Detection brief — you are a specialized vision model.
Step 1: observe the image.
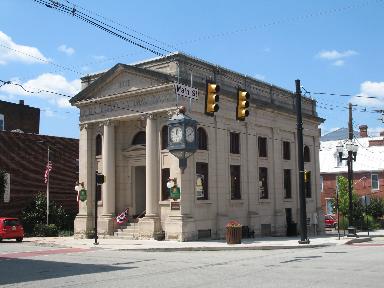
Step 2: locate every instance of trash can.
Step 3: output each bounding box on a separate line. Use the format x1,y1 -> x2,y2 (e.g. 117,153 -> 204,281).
226,225 -> 242,244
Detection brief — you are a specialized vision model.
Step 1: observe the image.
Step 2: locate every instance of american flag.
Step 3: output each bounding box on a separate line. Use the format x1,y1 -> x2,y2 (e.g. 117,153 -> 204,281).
44,161 -> 53,183
116,208 -> 129,224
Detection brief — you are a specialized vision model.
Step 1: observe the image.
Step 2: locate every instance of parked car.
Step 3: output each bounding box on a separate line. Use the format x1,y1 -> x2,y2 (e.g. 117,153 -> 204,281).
325,214 -> 337,228
0,217 -> 24,242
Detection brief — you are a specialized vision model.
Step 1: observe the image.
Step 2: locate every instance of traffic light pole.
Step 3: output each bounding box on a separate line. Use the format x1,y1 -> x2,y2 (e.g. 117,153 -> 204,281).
94,171 -> 99,245
296,79 -> 310,244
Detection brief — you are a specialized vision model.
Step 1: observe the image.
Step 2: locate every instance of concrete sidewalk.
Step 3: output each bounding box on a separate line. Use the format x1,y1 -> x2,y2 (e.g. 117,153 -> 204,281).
24,232 -> 378,251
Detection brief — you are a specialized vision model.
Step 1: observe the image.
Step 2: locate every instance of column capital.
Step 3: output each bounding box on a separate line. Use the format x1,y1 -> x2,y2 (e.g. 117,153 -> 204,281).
102,120 -> 115,127
79,123 -> 89,131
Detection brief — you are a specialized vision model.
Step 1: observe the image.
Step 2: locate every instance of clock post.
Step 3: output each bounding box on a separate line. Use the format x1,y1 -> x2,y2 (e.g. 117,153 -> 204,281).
167,107 -> 198,173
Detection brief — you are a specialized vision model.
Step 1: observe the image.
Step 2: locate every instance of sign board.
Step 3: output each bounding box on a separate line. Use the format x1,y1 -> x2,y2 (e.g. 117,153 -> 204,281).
3,173 -> 10,203
170,201 -> 180,210
174,83 -> 198,100
170,187 -> 180,200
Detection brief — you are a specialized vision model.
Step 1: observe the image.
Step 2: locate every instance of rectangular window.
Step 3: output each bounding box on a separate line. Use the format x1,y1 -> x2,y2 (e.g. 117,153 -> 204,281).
3,172 -> 10,203
96,183 -> 102,201
371,173 -> 379,190
305,171 -> 312,198
230,132 -> 240,154
230,165 -> 241,200
258,136 -> 267,157
259,167 -> 268,199
326,199 -> 334,215
283,141 -> 290,160
320,175 -> 324,192
284,169 -> 292,199
161,168 -> 170,200
196,162 -> 208,200
0,114 -> 4,131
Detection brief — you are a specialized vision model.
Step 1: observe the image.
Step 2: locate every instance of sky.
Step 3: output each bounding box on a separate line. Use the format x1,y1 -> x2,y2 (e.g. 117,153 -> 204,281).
1,0 -> 384,139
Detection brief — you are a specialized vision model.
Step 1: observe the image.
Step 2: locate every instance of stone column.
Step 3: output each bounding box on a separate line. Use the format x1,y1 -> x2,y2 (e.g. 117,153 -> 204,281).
74,123 -> 94,237
139,114 -> 161,238
102,120 -> 115,216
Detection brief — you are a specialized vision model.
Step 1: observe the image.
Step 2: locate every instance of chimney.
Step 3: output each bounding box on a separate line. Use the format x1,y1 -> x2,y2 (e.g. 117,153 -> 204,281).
380,131 -> 384,137
359,125 -> 368,138
19,100 -> 24,105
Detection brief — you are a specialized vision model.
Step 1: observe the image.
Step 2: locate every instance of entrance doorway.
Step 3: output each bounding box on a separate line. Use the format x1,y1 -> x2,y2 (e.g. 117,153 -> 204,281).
134,166 -> 146,217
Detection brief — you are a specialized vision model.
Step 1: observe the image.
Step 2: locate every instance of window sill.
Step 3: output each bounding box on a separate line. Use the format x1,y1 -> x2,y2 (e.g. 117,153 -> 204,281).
196,200 -> 213,204
159,200 -> 170,205
283,198 -> 293,202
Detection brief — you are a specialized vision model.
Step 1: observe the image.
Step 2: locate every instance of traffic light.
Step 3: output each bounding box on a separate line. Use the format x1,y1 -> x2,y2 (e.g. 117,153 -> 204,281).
236,88 -> 250,121
205,80 -> 220,116
96,173 -> 105,185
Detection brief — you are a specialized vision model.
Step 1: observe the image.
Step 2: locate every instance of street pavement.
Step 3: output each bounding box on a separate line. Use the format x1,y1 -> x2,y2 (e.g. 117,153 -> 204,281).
20,229 -> 383,251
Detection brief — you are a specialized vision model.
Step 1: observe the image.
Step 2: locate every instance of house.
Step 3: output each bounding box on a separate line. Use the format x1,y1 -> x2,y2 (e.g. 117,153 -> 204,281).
320,125 -> 384,215
70,52 -> 324,241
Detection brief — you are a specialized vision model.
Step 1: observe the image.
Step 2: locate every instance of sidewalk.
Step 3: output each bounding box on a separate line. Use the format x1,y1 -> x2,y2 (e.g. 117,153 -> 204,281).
25,231 -> 380,251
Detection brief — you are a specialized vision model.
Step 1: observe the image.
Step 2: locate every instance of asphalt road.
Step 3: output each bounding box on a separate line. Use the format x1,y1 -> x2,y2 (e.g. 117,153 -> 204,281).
0,238 -> 383,288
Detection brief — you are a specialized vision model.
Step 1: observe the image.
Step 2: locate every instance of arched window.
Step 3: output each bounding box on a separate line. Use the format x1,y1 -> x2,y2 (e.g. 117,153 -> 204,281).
197,127 -> 208,150
161,125 -> 168,150
132,131 -> 146,145
304,145 -> 310,162
96,134 -> 102,156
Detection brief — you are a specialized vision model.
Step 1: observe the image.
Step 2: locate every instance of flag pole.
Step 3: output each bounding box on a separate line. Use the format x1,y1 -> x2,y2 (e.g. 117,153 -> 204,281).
46,145 -> 50,225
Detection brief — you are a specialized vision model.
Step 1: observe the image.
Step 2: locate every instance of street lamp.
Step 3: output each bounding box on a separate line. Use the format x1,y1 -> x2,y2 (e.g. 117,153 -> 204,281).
336,140 -> 358,237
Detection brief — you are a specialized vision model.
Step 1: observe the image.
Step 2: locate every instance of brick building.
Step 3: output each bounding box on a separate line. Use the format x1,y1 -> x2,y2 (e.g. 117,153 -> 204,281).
0,100 -> 79,217
0,100 -> 40,134
320,126 -> 384,215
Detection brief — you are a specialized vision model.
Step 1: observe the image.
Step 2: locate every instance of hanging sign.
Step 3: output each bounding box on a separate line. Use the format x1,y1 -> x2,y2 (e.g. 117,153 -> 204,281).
174,83 -> 199,100
79,189 -> 87,202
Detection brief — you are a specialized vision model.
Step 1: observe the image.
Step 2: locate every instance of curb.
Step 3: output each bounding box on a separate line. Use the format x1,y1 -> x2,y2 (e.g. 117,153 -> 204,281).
113,243 -> 333,252
344,237 -> 372,245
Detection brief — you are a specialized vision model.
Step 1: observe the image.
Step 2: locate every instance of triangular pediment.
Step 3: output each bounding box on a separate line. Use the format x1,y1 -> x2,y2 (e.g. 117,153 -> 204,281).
71,64 -> 173,104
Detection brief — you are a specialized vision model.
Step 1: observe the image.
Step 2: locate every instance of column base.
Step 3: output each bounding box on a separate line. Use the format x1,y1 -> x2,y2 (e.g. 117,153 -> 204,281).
98,214 -> 115,236
74,214 -> 94,239
138,215 -> 161,239
164,215 -> 196,241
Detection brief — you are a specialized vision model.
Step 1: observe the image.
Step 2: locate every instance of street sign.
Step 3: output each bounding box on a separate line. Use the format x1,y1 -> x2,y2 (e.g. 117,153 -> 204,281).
174,83 -> 198,100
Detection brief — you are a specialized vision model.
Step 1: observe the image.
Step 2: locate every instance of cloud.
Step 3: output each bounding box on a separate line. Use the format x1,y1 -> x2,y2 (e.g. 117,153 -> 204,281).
58,44 -> 75,56
0,31 -> 48,65
350,81 -> 384,107
316,49 -> 357,66
0,73 -> 81,108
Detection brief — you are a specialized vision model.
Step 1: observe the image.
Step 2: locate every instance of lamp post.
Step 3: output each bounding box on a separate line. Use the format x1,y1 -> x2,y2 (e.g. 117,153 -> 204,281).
336,141 -> 358,237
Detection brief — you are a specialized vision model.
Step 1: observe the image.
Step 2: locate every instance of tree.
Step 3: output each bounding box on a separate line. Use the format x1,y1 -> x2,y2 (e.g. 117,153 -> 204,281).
21,192 -> 75,235
332,176 -> 363,226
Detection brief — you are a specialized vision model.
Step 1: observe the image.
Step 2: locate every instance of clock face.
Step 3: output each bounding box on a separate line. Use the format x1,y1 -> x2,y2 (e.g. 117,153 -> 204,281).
170,126 -> 183,143
186,126 -> 195,143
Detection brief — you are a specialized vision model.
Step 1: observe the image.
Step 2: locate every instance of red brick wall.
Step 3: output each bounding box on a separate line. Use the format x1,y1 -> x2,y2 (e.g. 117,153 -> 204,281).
321,171 -> 384,214
0,131 -> 79,217
0,100 -> 40,134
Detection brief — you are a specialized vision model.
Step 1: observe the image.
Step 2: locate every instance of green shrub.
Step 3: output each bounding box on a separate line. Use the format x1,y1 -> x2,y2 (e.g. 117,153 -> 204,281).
360,214 -> 380,231
34,224 -> 59,237
21,192 -> 76,236
339,217 -> 349,230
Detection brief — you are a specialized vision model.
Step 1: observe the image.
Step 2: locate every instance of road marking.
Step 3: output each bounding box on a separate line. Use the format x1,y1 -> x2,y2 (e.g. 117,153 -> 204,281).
0,248 -> 90,259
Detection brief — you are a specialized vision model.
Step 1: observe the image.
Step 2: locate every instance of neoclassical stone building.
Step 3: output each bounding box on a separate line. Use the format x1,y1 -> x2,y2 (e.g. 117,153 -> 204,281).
70,52 -> 324,241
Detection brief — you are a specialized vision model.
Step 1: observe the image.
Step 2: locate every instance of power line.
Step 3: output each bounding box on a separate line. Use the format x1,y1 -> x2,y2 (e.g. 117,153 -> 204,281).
33,0 -> 171,57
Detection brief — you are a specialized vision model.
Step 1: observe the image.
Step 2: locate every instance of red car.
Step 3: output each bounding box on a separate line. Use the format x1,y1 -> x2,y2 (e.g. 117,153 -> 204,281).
0,217 -> 24,242
325,214 -> 337,228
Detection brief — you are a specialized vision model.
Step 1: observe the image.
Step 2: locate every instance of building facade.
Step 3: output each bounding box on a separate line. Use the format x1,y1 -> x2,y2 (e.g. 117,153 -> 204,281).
71,53 -> 324,241
0,100 -> 40,134
320,127 -> 384,215
0,100 -> 78,218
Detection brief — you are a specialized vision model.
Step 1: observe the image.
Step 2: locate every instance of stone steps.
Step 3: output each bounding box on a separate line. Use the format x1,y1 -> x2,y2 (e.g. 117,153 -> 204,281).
112,221 -> 139,239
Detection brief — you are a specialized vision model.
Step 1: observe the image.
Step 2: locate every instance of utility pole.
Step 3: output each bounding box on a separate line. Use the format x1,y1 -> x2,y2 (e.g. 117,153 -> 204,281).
347,103 -> 357,236
296,79 -> 310,244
